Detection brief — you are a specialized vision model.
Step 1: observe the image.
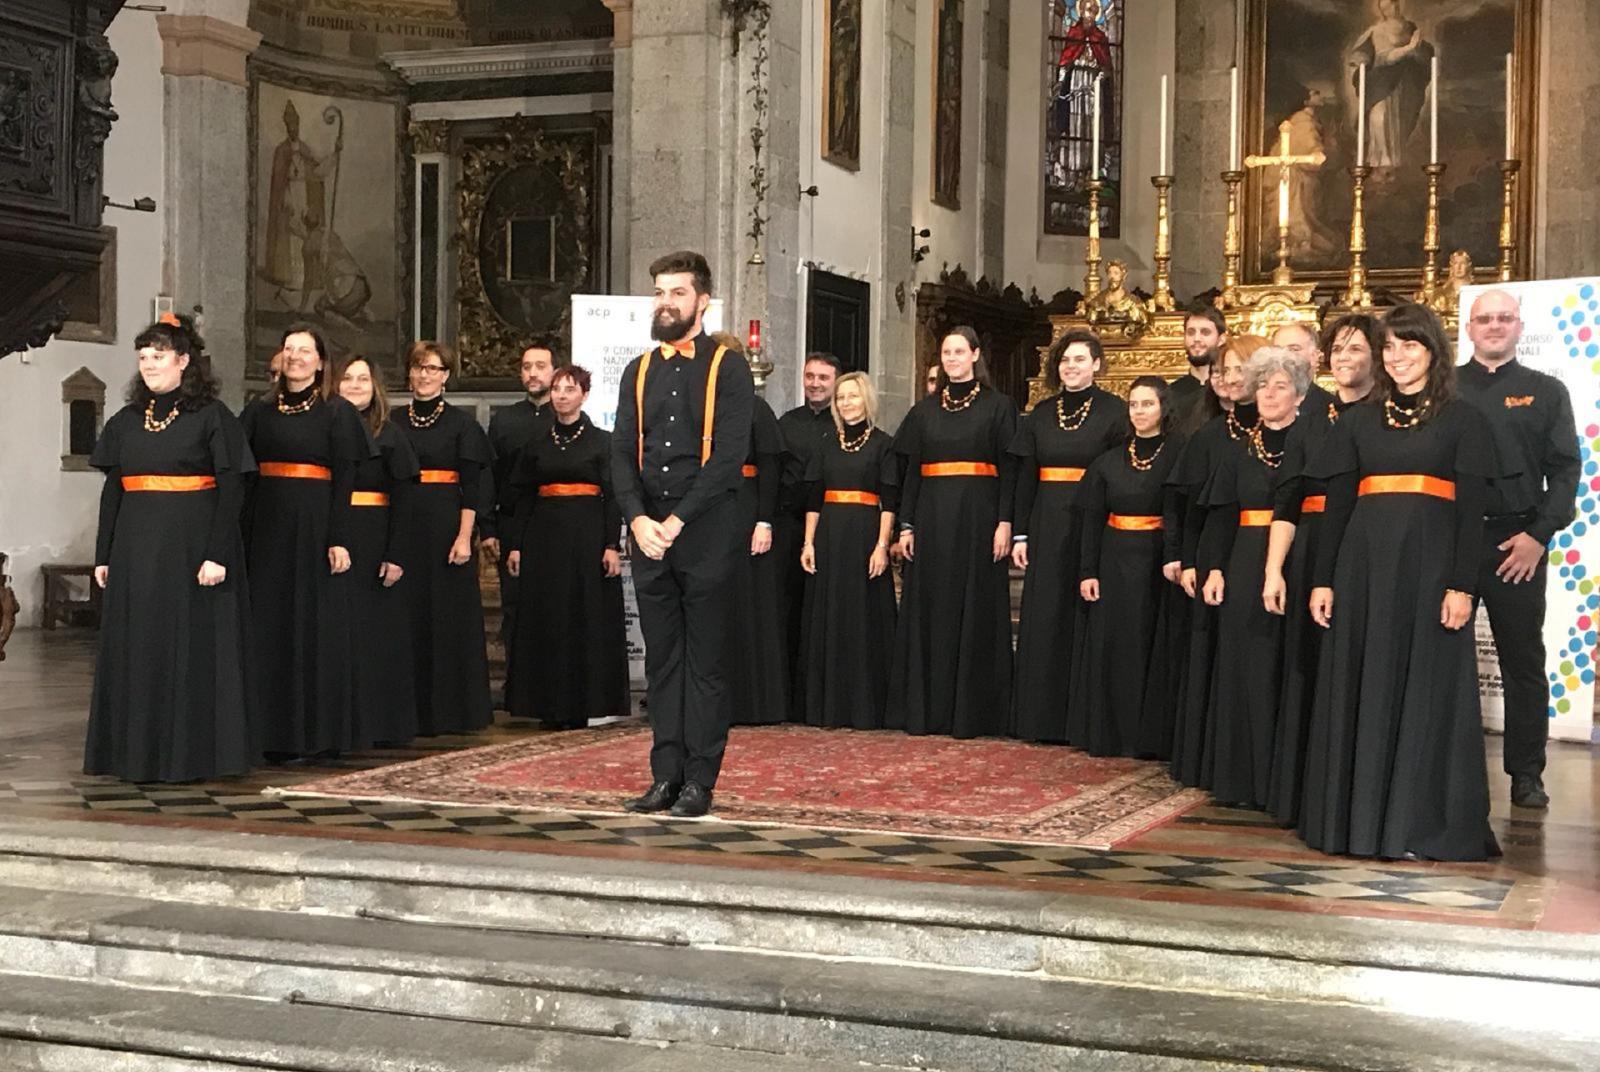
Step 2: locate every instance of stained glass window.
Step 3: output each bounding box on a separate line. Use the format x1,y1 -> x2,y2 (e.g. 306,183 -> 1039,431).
1044,0 -> 1123,237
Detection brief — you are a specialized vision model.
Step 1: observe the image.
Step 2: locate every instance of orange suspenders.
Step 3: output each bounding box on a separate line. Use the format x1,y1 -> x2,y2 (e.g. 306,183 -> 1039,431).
634,343 -> 729,470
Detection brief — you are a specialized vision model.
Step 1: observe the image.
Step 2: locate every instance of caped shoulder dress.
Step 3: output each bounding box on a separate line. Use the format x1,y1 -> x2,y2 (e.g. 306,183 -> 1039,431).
87,395 -> 259,781
1007,386 -> 1127,742
1298,396 -> 1501,861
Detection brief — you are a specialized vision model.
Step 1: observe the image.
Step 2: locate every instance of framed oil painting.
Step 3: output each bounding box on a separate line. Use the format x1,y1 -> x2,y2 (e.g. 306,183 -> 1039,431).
1242,0 -> 1537,288
821,0 -> 862,170
931,0 -> 963,209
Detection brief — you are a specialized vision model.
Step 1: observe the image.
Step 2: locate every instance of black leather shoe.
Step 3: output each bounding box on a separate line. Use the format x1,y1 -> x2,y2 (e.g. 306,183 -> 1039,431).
1510,773 -> 1550,809
623,780 -> 681,813
669,782 -> 713,817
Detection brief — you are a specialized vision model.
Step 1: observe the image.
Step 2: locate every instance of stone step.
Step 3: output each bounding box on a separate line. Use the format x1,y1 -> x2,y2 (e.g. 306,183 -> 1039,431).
0,972 -> 885,1072
0,815 -> 1593,1021
0,884 -> 1594,1072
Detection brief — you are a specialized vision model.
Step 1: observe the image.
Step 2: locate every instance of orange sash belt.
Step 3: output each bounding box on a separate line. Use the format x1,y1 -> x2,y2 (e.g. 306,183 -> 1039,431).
419,469 -> 461,484
1239,509 -> 1274,526
350,491 -> 389,507
741,464 -> 759,478
538,483 -> 601,497
921,461 -> 999,478
1107,514 -> 1162,531
259,462 -> 331,480
1358,474 -> 1456,501
1300,495 -> 1326,514
824,490 -> 881,507
1039,467 -> 1086,483
121,475 -> 216,493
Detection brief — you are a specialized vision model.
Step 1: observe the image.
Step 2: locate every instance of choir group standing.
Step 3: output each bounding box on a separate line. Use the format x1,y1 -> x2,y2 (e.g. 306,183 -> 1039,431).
86,281 -> 1573,862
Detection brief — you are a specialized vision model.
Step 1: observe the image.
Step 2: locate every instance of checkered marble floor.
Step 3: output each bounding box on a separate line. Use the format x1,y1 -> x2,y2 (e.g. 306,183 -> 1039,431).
0,778 -> 1516,912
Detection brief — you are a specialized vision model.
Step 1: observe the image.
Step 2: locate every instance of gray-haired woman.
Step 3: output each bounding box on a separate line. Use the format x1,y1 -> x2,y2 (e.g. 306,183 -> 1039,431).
1194,346 -> 1308,807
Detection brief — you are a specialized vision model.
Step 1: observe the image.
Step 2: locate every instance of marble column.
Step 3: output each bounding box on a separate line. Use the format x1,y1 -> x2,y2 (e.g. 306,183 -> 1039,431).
1170,0 -> 1237,304
602,0 -> 634,290
156,12 -> 261,406
878,0 -> 918,424
978,0 -> 1010,285
1536,0 -> 1600,279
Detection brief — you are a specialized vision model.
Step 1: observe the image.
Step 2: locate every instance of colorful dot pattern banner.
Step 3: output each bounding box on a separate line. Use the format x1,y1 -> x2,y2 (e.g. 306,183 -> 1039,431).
1460,279 -> 1600,744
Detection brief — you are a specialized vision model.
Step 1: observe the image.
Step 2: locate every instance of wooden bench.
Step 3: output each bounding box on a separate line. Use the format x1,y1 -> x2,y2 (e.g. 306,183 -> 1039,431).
40,563 -> 101,630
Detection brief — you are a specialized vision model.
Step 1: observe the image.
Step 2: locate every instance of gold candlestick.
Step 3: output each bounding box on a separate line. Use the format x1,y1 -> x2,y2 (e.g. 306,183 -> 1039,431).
1148,174 -> 1176,313
1497,158 -> 1520,282
1339,165 -> 1372,309
1221,169 -> 1244,306
1082,178 -> 1103,302
1415,162 -> 1446,306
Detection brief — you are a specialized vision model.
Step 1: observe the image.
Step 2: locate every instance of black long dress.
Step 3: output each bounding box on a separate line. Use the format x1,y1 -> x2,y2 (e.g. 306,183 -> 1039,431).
1267,398 -> 1360,825
730,398 -> 790,724
345,417 -> 420,747
1008,386 -> 1127,742
1069,434 -> 1183,757
1299,395 -> 1500,861
389,396 -> 494,736
797,421 -> 899,729
505,413 -> 629,726
86,395 -> 258,782
1166,403 -> 1257,786
1197,420 -> 1296,807
888,381 -> 1018,738
240,387 -> 369,755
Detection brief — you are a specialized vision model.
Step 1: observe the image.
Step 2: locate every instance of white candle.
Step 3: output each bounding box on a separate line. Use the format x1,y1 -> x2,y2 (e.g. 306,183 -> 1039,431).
1429,55 -> 1439,164
1356,63 -> 1366,168
1159,74 -> 1169,176
1279,172 -> 1289,231
1092,74 -> 1102,179
1504,52 -> 1514,158
1229,66 -> 1239,170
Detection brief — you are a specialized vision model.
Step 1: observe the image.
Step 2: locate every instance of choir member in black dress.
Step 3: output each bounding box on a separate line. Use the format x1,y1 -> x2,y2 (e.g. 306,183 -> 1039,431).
504,365 -> 628,728
240,325 -> 369,756
1008,328 -> 1127,742
1459,289 -> 1580,810
1302,303 -> 1501,861
1072,376 -> 1183,757
887,363 -> 941,573
711,332 -> 790,725
1262,314 -> 1378,825
1167,305 -> 1228,428
87,315 -> 258,782
1167,335 -> 1266,786
391,341 -> 495,736
613,251 -> 755,818
798,372 -> 899,729
776,354 -> 840,690
889,326 -> 1018,738
1196,348 -> 1308,807
330,355 -> 421,747
483,341 -> 557,706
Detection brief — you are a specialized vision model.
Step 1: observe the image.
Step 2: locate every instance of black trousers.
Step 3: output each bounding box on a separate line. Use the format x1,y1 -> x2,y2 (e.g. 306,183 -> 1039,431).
1475,516 -> 1549,776
631,494 -> 741,789
496,558 -> 517,705
772,512 -> 807,696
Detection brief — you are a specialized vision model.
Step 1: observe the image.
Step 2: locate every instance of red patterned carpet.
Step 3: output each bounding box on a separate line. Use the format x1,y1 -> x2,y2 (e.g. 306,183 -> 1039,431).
274,723 -> 1208,849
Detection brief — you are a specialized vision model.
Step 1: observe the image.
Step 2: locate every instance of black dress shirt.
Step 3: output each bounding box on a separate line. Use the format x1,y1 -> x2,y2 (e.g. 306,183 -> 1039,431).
484,397 -> 554,538
777,403 -> 836,517
1457,357 -> 1580,543
611,332 -> 755,525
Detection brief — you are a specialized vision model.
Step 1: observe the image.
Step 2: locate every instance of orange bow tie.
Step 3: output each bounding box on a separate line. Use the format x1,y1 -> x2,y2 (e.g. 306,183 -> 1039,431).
661,341 -> 696,360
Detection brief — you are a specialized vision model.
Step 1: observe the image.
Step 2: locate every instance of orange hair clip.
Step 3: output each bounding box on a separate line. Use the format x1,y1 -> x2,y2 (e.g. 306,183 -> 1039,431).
158,311 -> 181,327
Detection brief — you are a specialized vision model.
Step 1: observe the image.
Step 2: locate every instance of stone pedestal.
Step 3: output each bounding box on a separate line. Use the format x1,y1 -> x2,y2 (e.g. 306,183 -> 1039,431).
156,13 -> 262,406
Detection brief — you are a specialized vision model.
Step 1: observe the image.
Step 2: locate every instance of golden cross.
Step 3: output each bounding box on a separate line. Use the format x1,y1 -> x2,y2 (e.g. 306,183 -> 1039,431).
1244,119 -> 1326,283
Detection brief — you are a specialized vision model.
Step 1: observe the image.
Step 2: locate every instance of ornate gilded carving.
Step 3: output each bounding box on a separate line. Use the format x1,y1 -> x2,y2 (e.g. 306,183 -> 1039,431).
455,118 -> 595,380
408,119 -> 447,156
1030,310 -> 1190,408
74,34 -> 118,186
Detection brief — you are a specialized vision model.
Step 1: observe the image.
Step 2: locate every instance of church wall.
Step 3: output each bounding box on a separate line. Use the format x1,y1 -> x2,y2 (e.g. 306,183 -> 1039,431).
1001,0 -> 1176,303
910,0 -> 986,276
0,10 -> 168,625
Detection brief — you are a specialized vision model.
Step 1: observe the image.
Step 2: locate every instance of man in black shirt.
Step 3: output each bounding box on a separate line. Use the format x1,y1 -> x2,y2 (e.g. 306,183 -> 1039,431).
1169,305 -> 1226,426
612,250 -> 754,818
775,353 -> 840,683
1271,320 -> 1336,419
1458,289 -> 1580,809
482,342 -> 556,705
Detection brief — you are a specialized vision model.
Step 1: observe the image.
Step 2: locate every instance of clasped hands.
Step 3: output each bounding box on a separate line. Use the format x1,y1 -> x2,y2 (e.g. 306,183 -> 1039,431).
631,514 -> 684,560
